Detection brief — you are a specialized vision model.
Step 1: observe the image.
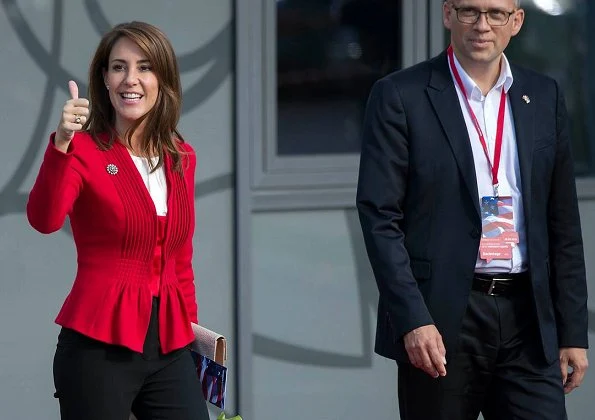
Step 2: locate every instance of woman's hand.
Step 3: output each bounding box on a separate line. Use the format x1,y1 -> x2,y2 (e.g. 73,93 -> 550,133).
54,80 -> 90,152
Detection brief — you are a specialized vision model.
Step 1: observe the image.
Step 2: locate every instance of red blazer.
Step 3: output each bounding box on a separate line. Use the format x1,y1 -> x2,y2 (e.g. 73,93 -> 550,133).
27,132 -> 198,354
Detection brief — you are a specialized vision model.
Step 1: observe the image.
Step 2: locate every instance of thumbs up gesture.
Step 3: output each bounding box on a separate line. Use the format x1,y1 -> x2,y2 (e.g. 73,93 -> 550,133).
55,80 -> 90,152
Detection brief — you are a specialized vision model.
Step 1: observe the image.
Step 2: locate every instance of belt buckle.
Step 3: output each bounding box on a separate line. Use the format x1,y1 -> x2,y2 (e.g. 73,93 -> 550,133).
487,278 -> 504,296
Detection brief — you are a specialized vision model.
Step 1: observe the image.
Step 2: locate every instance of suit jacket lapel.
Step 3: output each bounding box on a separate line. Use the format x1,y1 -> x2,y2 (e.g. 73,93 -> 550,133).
426,53 -> 481,220
508,68 -> 534,223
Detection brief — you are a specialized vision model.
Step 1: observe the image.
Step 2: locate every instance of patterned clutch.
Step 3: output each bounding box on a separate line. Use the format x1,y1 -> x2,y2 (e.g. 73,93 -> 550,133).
191,323 -> 227,409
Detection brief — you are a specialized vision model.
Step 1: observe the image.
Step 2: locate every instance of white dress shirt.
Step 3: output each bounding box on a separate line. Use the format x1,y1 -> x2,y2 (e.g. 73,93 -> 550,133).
449,52 -> 527,273
130,155 -> 168,216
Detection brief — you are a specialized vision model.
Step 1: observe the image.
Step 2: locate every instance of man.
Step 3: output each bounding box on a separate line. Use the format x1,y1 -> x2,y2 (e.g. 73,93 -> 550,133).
356,1 -> 589,418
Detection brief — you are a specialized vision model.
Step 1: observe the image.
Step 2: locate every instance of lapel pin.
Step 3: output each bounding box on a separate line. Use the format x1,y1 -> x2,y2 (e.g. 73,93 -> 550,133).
522,95 -> 530,104
106,163 -> 119,175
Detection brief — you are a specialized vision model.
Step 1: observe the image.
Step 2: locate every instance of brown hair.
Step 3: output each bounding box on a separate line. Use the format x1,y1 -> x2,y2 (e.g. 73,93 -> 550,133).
84,21 -> 186,172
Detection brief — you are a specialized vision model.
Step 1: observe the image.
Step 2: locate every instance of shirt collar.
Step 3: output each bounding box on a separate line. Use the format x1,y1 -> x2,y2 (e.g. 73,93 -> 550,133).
450,52 -> 514,101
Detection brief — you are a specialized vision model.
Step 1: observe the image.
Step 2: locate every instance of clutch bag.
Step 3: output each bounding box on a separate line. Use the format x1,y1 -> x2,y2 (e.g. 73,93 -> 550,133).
191,323 -> 227,365
190,323 -> 228,409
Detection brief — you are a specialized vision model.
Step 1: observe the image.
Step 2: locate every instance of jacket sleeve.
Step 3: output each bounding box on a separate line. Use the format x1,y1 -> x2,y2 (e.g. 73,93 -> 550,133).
176,143 -> 199,324
548,81 -> 589,349
26,133 -> 85,234
356,77 -> 434,341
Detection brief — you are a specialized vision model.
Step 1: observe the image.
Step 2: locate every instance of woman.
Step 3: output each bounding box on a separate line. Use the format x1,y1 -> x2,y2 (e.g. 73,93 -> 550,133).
27,21 -> 209,420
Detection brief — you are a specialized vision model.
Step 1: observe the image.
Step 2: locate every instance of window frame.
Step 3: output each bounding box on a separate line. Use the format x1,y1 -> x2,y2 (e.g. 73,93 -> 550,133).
239,0 -> 429,211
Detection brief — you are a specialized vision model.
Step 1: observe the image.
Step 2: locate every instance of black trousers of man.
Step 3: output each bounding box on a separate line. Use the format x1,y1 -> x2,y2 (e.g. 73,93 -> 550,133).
397,283 -> 566,420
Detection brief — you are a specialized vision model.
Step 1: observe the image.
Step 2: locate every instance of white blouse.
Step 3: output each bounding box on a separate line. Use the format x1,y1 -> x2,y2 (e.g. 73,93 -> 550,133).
130,155 -> 168,216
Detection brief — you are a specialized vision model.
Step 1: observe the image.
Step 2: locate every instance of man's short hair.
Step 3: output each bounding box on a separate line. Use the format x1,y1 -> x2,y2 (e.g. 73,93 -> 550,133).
444,0 -> 522,6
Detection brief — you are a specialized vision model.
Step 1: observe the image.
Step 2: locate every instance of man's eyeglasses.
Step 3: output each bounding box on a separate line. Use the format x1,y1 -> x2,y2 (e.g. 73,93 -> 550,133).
450,4 -> 516,26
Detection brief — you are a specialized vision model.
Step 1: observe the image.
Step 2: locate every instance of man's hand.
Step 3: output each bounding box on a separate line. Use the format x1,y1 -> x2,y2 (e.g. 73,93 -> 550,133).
403,325 -> 447,378
560,347 -> 588,394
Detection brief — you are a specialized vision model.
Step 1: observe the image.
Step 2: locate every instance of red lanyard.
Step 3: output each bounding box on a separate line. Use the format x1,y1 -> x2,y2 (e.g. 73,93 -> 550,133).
447,45 -> 506,197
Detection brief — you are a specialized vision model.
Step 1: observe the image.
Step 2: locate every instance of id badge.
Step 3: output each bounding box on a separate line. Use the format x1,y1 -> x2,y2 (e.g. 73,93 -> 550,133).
479,196 -> 519,262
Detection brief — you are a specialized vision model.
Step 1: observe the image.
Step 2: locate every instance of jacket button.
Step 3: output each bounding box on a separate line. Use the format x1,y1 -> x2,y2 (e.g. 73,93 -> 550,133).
470,228 -> 481,239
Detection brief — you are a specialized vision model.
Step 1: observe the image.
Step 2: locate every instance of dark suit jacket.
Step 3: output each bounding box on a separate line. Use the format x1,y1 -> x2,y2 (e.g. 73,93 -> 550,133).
356,51 -> 588,364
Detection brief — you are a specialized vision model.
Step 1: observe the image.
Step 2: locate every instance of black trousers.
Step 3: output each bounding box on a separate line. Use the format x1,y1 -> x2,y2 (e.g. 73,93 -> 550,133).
397,287 -> 566,420
53,298 -> 209,420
